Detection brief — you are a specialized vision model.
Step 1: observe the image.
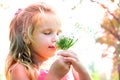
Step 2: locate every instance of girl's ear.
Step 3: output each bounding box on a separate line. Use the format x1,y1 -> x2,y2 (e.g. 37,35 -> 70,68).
22,32 -> 30,45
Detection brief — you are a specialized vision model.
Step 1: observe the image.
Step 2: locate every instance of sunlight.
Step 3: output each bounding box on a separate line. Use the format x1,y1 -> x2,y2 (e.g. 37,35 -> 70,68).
0,0 -> 119,80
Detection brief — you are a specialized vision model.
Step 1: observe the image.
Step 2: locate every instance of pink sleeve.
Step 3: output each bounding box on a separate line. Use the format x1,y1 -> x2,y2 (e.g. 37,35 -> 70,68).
38,69 -> 48,80
38,69 -> 69,80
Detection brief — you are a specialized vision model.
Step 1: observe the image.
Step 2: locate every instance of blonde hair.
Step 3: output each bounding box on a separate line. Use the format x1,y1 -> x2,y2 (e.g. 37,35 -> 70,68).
5,2 -> 56,80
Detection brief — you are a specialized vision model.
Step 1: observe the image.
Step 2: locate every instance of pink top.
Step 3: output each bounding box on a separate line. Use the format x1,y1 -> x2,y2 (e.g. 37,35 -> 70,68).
37,69 -> 69,80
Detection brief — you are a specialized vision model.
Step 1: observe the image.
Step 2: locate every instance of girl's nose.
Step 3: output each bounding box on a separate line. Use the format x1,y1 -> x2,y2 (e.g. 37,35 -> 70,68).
52,34 -> 58,42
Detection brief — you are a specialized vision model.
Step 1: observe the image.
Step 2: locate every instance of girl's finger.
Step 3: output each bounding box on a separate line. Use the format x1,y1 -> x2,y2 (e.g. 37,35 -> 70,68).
57,50 -> 76,58
63,57 -> 77,64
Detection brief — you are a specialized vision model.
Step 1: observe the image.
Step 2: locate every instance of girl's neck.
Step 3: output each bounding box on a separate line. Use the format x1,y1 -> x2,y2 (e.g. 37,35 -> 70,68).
31,52 -> 48,69
30,49 -> 55,71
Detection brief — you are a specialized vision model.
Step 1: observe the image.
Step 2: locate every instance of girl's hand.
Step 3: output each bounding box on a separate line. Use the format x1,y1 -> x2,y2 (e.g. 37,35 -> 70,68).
45,56 -> 70,80
57,50 -> 92,80
57,50 -> 83,72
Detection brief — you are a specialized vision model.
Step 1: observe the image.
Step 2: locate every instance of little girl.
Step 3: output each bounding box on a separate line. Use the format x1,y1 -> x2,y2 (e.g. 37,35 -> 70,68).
5,2 -> 91,80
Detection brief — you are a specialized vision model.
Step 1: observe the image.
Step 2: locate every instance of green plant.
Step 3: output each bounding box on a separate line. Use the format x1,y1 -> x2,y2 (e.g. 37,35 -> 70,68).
56,35 -> 78,50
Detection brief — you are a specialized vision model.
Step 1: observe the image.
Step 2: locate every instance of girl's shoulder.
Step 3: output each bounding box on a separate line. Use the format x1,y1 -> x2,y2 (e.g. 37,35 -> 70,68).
9,62 -> 25,72
9,62 -> 30,80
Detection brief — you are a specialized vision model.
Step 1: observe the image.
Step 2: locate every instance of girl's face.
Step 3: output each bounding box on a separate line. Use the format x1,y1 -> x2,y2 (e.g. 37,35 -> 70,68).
30,13 -> 61,61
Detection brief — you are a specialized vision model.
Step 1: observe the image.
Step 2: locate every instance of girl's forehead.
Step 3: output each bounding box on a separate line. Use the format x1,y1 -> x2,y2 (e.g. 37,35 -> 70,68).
34,13 -> 61,30
41,13 -> 61,25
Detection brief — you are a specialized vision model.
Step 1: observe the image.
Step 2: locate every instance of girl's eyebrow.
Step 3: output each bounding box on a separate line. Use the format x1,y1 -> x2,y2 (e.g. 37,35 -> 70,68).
43,27 -> 62,32
43,28 -> 52,31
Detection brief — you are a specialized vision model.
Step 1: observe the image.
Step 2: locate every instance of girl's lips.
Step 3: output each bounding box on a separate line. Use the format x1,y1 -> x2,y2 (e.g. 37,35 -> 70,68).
48,46 -> 56,49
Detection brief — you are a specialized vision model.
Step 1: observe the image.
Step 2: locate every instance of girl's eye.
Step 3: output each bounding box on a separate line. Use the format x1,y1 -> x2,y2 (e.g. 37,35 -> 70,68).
44,31 -> 51,35
57,31 -> 62,35
57,32 -> 60,35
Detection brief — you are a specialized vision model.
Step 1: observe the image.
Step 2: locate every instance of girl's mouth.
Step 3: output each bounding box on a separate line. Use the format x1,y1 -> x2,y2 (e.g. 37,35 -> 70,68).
48,46 -> 56,49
